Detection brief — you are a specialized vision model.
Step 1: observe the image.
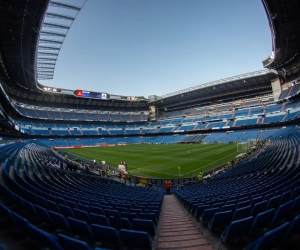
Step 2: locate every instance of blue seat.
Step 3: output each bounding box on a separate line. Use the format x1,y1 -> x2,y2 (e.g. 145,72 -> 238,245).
138,213 -> 158,226
110,216 -> 132,231
250,196 -> 263,207
221,204 -> 235,212
251,200 -> 267,217
120,229 -> 152,249
132,219 -> 156,236
266,195 -> 281,210
194,205 -> 210,219
49,211 -> 72,233
284,215 -> 300,241
291,195 -> 300,213
57,197 -> 67,206
272,200 -> 293,226
90,206 -> 105,215
221,216 -> 253,243
232,205 -> 251,221
129,208 -> 143,214
29,224 -> 63,250
250,208 -> 275,233
121,212 -> 139,222
73,208 -> 91,224
116,206 -> 128,213
66,200 -> 78,209
208,210 -> 233,232
236,200 -> 250,209
280,190 -> 292,204
11,212 -> 30,233
47,200 -> 60,213
23,200 -> 37,217
59,204 -> 75,218
67,217 -> 94,240
105,209 -> 121,219
90,213 -> 110,226
91,224 -> 122,246
291,186 -> 300,199
245,222 -> 290,250
58,233 -> 93,250
34,204 -> 52,224
212,202 -> 224,208
78,203 -> 91,213
38,196 -> 49,209
200,208 -> 219,224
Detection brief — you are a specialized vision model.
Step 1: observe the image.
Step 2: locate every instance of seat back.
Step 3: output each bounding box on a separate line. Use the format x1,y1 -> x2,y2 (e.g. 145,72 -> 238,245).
132,219 -> 156,236
266,195 -> 281,210
59,204 -> 74,218
78,204 -> 90,213
73,208 -> 91,224
121,212 -> 138,222
221,204 -> 235,212
138,213 -> 158,226
200,208 -> 219,224
89,213 -> 110,226
91,224 -> 122,246
120,229 -> 152,249
110,216 -> 132,230
221,216 -> 253,243
29,224 -> 63,250
250,208 -> 275,233
208,210 -> 233,231
58,233 -> 92,250
67,217 -> 94,240
251,200 -> 267,217
105,209 -> 121,219
232,205 -> 251,221
272,200 -> 293,226
248,222 -> 290,250
49,210 -> 71,233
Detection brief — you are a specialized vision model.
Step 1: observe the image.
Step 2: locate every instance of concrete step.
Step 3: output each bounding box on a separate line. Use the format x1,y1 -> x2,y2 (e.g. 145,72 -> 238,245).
157,194 -> 213,250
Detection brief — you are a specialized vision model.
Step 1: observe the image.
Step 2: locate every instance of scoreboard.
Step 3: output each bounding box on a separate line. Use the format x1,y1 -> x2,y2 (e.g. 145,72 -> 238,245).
74,90 -> 108,99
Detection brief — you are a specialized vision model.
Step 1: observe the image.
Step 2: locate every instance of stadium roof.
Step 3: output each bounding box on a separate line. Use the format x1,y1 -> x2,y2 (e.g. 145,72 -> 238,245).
0,0 -> 299,107
149,70 -> 278,109
0,0 -> 49,92
0,0 -> 84,92
262,0 -> 300,76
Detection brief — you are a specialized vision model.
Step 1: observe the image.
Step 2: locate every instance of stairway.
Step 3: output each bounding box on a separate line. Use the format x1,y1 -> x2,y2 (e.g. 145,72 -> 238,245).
157,195 -> 213,250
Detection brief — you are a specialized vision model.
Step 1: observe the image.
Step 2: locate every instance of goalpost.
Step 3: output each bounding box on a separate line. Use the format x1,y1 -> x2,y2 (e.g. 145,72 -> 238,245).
237,139 -> 257,152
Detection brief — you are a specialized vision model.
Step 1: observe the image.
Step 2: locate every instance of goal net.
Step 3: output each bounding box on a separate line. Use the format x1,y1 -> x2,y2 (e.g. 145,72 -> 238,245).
237,140 -> 257,152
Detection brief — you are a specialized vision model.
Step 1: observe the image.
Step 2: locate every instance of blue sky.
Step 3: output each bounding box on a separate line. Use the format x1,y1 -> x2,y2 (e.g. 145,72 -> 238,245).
40,0 -> 272,97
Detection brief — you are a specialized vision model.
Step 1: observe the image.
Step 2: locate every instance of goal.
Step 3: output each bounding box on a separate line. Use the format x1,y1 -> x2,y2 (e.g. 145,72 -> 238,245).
237,140 -> 257,152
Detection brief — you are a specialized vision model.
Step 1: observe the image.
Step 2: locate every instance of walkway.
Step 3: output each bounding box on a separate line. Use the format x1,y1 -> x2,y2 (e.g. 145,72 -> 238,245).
157,195 -> 214,250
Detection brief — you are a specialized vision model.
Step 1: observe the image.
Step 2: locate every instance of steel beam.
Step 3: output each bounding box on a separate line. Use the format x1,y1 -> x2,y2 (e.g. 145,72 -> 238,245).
38,46 -> 60,51
40,31 -> 66,37
43,22 -> 70,30
39,39 -> 63,44
38,52 -> 59,56
37,58 -> 56,61
49,1 -> 81,11
46,12 -> 75,21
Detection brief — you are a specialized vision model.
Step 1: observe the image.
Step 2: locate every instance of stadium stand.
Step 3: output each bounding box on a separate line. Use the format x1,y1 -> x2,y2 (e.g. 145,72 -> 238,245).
0,0 -> 300,249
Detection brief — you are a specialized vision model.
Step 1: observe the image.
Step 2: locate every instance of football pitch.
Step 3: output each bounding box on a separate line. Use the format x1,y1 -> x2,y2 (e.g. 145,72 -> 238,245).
62,143 -> 239,178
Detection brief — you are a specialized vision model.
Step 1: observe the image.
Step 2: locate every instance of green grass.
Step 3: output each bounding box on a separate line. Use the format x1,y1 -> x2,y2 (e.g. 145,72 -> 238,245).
62,144 -> 238,178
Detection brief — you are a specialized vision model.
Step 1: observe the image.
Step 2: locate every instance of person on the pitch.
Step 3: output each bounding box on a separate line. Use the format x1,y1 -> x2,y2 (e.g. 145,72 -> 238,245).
197,171 -> 203,183
165,179 -> 171,194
